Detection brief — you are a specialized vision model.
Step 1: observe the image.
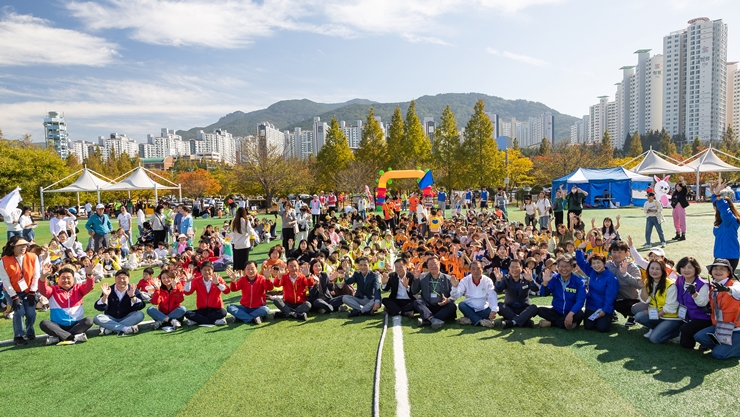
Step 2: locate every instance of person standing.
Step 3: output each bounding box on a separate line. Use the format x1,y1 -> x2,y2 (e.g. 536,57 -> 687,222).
495,187 -> 508,220
643,192 -> 666,248
566,186 -> 587,228
309,194 -> 322,226
229,207 -> 254,272
436,188 -> 447,218
357,195 -> 367,221
85,204 -> 113,252
552,187 -> 567,228
279,199 -> 298,251
536,190 -> 552,231
149,205 -> 168,248
0,237 -> 40,345
671,182 -> 689,241
4,207 -> 23,241
711,182 -> 740,271
84,201 -> 92,218
19,207 -> 38,243
117,206 -> 133,241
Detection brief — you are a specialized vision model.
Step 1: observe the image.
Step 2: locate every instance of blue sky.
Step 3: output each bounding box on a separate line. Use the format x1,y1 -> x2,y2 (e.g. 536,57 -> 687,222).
1,0 -> 739,142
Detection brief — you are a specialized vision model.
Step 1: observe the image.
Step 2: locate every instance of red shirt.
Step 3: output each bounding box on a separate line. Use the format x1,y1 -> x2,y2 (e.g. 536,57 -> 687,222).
230,275 -> 274,308
273,273 -> 314,304
184,276 -> 230,309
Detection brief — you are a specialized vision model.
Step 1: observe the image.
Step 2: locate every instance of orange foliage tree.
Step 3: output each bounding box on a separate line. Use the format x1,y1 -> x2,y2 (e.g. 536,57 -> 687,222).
177,169 -> 221,198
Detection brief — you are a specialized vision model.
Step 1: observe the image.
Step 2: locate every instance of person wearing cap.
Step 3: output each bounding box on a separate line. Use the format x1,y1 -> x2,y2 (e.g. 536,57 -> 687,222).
0,236 -> 41,345
38,264 -> 94,344
537,255 -> 586,330
633,259 -> 682,344
493,259 -> 539,328
642,191 -> 666,249
693,258 -> 740,359
710,181 -> 740,272
93,269 -> 145,336
85,204 -> 113,252
451,261 -> 497,328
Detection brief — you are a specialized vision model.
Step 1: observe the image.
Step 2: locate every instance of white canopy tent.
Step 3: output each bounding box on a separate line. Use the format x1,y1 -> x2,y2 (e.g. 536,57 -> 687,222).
103,166 -> 181,201
624,149 -> 694,175
681,147 -> 740,201
40,167 -> 114,215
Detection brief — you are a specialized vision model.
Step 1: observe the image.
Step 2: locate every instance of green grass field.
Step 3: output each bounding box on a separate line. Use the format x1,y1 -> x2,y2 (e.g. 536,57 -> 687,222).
0,204 -> 737,417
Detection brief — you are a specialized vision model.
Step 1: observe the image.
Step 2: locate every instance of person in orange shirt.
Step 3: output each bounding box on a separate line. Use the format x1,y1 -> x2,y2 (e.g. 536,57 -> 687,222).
383,200 -> 396,230
408,193 -> 419,214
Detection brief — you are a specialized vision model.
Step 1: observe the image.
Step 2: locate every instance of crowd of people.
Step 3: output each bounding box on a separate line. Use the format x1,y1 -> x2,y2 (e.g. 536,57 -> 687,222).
1,181 -> 739,361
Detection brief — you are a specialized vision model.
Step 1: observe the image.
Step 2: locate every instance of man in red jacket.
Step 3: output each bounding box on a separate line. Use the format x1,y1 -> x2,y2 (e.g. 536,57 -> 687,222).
272,258 -> 314,321
184,261 -> 230,326
226,261 -> 273,324
147,270 -> 186,330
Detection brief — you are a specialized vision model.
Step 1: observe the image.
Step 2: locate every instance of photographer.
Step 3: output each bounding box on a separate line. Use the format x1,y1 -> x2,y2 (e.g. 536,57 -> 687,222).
694,258 -> 740,359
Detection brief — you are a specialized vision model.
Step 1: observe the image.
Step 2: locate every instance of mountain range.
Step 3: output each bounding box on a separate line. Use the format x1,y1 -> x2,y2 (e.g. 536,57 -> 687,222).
177,93 -> 579,143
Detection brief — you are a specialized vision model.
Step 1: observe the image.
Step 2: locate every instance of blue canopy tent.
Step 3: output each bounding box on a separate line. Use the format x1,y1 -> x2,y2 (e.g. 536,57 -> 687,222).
552,167 -> 652,207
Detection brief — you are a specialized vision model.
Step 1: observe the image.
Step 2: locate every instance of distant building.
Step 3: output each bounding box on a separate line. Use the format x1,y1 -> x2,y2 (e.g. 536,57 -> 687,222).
140,156 -> 175,170
43,111 -> 70,159
146,128 -> 191,158
340,120 -> 363,149
69,140 -> 97,163
313,117 -> 329,154
195,128 -> 237,164
727,61 -> 738,129
734,68 -> 740,133
423,117 -> 436,144
98,133 -> 139,160
486,112 -> 500,138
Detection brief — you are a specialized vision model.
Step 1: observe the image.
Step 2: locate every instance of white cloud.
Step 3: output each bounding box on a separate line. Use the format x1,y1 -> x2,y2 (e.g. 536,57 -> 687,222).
0,11 -> 119,66
486,48 -> 550,67
66,0 -> 562,48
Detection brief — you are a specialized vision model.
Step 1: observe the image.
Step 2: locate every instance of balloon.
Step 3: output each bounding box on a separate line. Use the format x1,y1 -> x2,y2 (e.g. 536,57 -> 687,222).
387,179 -> 393,185
416,178 -> 421,183
379,170 -> 384,176
416,166 -> 421,170
375,179 -> 379,183
388,167 -> 392,171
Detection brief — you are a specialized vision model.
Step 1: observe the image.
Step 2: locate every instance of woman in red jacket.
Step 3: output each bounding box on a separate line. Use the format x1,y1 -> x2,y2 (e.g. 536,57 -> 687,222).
147,270 -> 186,330
272,258 -> 314,321
226,261 -> 273,324
184,261 -> 230,326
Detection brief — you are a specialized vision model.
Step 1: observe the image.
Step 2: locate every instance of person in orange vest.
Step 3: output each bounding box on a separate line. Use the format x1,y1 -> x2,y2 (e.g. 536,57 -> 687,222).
0,237 -> 41,345
383,200 -> 396,231
694,258 -> 740,359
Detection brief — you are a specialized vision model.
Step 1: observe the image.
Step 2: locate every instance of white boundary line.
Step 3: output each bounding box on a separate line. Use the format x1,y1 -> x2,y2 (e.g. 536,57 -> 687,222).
392,315 -> 411,417
373,313 -> 389,417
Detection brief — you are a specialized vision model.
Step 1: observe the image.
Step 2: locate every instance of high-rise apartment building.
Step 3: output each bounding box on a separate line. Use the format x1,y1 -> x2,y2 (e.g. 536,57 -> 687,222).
43,111 -> 70,159
98,133 -> 139,161
663,17 -> 728,143
146,128 -> 191,158
486,112 -> 500,138
341,120 -> 364,149
195,128 -> 237,164
422,117 -> 436,144
733,69 -> 740,133
727,61 -> 738,129
589,96 -> 609,143
313,117 -> 329,154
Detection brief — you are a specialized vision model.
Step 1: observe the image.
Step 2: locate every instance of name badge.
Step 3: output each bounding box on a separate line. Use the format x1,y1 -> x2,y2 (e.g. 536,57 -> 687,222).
430,293 -> 440,303
588,309 -> 602,321
678,305 -> 688,320
17,279 -> 28,292
648,308 -> 659,320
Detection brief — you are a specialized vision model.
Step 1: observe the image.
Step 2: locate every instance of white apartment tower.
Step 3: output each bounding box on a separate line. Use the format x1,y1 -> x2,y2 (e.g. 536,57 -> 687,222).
340,120 -> 364,149
422,117 -> 436,144
313,117 -> 329,154
607,101 -> 618,147
645,54 -> 665,133
486,112 -> 500,138
196,128 -> 237,164
734,69 -> 740,133
663,17 -> 728,143
620,66 -> 635,143
589,96 -> 609,143
146,128 -> 191,158
43,111 -> 70,159
98,133 -> 139,161
727,62 -> 738,129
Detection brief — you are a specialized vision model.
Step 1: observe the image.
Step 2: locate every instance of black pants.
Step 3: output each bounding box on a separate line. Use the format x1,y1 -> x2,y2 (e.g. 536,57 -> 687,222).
282,228 -> 295,251
554,211 -> 564,228
679,319 -> 713,349
232,246 -> 250,272
524,214 -> 536,228
310,297 -> 343,313
583,308 -> 613,332
729,258 -> 739,273
382,298 -> 415,316
613,299 -> 639,318
312,214 -> 321,226
537,306 -> 585,329
413,300 -> 457,321
153,230 -> 167,248
498,303 -> 538,326
185,307 -> 226,324
273,299 -> 311,316
40,318 -> 93,341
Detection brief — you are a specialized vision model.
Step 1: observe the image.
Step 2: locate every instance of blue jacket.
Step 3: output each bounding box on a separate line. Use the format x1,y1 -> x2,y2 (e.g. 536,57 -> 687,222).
576,250 -> 619,314
713,198 -> 740,259
347,270 -> 381,303
179,215 -> 193,235
541,271 -> 586,315
85,213 -> 113,236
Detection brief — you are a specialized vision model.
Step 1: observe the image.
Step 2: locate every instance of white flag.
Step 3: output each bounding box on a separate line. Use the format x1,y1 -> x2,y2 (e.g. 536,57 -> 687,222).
0,187 -> 22,219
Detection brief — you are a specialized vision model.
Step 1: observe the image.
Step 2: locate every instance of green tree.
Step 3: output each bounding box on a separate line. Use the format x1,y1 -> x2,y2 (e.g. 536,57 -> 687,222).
720,125 -> 738,154
316,117 -> 354,190
431,105 -> 462,190
355,107 -> 388,175
403,100 -> 432,169
600,131 -> 614,163
682,144 -> 693,158
628,130 -> 643,157
460,100 -> 505,187
386,107 -> 405,169
691,136 -> 702,154
659,130 -> 677,155
539,137 -> 551,155
512,137 -> 520,150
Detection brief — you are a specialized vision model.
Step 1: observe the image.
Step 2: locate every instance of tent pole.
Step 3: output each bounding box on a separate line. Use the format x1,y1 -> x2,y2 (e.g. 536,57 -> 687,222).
77,192 -> 80,211
155,185 -> 158,203
179,185 -> 182,203
695,167 -> 701,202
40,187 -> 45,219
97,186 -> 101,204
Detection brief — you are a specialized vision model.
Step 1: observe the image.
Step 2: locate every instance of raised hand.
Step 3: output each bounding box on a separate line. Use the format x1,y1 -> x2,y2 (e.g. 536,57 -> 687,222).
381,272 -> 389,285
618,260 -> 628,275
151,278 -> 161,289
450,276 -> 459,287
493,268 -> 503,281
126,284 -> 136,298
616,214 -> 621,221
42,263 -> 53,276
183,269 -> 194,282
542,269 -> 552,285
401,275 -> 409,289
627,235 -> 633,248
438,294 -> 448,306
100,282 -> 112,296
84,265 -> 94,276
523,268 -> 533,282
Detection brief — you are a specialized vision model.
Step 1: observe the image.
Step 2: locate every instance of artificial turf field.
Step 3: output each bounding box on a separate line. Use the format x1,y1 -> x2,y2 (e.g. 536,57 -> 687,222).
0,204 -> 738,417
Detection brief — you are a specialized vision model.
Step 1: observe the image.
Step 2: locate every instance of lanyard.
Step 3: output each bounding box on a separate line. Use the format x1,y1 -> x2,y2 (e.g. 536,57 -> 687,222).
15,256 -> 24,277
430,278 -> 440,294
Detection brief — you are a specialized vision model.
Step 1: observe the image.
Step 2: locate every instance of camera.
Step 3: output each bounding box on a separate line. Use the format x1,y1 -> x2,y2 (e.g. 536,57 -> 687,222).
687,284 -> 696,295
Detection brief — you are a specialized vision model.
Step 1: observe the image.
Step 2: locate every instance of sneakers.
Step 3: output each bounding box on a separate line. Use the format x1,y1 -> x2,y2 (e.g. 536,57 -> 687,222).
430,318 -> 445,330
46,336 -> 60,345
170,319 -> 181,329
661,242 -> 666,248
402,311 -> 415,318
479,319 -> 494,328
347,310 -> 361,318
539,320 -> 552,328
643,243 -> 651,249
99,327 -> 114,336
501,320 -> 515,329
678,233 -> 686,241
214,319 -> 227,326
153,321 -> 162,330
317,308 -> 327,314
14,336 -> 28,345
253,316 -> 262,325
186,319 -> 198,326
73,333 -> 88,343
673,233 -> 681,240
644,329 -> 653,338
417,318 -> 431,327
26,333 -> 36,341
457,317 -> 473,325
625,316 -> 636,327
338,305 -> 348,312
297,313 -> 308,321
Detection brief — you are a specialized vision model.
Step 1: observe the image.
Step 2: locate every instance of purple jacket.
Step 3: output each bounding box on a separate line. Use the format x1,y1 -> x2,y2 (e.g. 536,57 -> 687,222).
675,275 -> 711,321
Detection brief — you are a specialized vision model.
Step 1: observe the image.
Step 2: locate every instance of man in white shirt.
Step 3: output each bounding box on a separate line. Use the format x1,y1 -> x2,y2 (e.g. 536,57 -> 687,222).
4,208 -> 23,241
535,191 -> 552,231
84,202 -> 92,218
451,261 -> 498,328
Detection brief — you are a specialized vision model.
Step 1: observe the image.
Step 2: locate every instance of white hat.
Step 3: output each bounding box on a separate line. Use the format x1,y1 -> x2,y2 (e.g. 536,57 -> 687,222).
648,247 -> 665,257
96,203 -> 105,209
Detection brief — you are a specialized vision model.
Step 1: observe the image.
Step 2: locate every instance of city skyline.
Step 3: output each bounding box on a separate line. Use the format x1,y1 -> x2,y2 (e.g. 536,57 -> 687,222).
2,1 -> 740,142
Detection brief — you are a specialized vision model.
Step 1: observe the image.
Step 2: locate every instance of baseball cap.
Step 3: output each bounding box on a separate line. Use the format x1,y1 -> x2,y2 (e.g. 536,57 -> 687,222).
648,247 -> 665,257
96,203 -> 105,209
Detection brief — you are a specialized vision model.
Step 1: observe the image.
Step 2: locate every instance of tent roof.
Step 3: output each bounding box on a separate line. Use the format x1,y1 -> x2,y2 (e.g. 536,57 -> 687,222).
683,148 -> 740,172
104,167 -> 179,191
45,168 -> 113,193
629,150 -> 694,175
554,167 -> 652,184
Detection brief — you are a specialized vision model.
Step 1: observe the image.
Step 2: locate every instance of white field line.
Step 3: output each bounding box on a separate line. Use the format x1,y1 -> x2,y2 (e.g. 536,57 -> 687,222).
392,315 -> 411,417
373,313 -> 389,417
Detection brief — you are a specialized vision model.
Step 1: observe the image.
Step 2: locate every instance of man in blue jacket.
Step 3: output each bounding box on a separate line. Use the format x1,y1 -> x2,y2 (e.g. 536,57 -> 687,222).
85,204 -> 113,251
537,255 -> 586,329
343,257 -> 381,317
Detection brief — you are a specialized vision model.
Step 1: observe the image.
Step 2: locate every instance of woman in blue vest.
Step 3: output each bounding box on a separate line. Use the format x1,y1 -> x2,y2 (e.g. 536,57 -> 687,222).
674,256 -> 712,349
